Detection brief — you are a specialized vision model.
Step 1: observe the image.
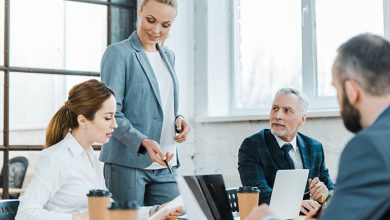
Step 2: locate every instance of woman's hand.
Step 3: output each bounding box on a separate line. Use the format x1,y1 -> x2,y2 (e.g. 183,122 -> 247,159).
142,139 -> 174,166
164,206 -> 184,219
72,212 -> 89,220
174,116 -> 190,143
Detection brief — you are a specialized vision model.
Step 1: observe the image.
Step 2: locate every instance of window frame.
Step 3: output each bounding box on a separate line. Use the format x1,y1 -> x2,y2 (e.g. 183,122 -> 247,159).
230,0 -> 390,116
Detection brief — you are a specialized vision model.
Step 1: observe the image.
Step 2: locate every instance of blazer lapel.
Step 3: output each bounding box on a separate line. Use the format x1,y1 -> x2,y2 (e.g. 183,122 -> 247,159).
265,130 -> 290,169
130,32 -> 162,109
297,134 -> 311,171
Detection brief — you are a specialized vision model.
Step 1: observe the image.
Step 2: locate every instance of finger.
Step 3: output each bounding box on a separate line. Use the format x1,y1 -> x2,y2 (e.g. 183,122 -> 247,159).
301,201 -> 313,212
152,150 -> 167,166
166,152 -> 174,162
312,183 -> 325,199
175,118 -> 182,132
300,206 -> 309,216
310,177 -> 319,188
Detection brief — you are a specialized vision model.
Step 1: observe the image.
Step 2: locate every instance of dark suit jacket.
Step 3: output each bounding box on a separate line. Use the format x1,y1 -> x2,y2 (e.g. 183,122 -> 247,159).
321,106 -> 390,220
238,129 -> 334,204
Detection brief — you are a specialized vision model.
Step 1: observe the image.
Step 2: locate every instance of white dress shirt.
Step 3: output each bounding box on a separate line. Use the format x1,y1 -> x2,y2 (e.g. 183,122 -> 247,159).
16,133 -> 107,220
16,133 -> 153,220
145,51 -> 177,169
273,135 -> 304,169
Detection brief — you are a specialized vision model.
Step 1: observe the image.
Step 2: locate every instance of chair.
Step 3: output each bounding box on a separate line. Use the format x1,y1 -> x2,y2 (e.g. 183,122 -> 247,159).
0,199 -> 19,220
226,187 -> 239,212
0,157 -> 29,198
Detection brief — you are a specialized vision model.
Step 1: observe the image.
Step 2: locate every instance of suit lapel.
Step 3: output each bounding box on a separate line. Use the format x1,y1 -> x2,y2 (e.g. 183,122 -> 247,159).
130,32 -> 162,109
297,134 -> 311,171
265,130 -> 290,169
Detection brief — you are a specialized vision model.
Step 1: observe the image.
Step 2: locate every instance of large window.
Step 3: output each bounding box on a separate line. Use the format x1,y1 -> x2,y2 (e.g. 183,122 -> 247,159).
1,0 -> 136,198
235,0 -> 387,114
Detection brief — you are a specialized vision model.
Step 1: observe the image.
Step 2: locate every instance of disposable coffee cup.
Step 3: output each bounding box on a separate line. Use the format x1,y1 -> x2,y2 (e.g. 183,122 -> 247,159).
87,189 -> 111,220
108,201 -> 138,220
237,186 -> 260,220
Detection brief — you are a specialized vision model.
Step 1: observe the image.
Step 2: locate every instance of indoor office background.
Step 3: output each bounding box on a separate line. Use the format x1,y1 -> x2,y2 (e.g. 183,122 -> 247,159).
0,0 -> 389,198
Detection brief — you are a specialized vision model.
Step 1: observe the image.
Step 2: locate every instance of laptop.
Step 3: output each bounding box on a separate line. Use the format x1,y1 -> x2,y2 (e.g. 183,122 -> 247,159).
177,174 -> 234,220
269,169 -> 309,219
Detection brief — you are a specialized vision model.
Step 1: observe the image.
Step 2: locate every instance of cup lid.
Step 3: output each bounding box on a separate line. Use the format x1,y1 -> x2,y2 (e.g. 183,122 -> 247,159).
238,186 -> 260,193
86,189 -> 112,197
108,201 -> 139,210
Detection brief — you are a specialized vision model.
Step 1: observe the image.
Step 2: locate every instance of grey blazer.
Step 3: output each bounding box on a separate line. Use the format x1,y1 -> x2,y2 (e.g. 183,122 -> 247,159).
320,106 -> 390,220
99,32 -> 180,169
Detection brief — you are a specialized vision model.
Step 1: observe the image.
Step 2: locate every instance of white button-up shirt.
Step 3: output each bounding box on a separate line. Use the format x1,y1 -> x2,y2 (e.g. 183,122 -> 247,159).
273,135 -> 304,169
16,132 -> 107,220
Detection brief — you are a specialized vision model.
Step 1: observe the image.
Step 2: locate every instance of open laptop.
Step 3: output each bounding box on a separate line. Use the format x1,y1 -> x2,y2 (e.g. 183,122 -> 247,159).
269,169 -> 309,219
177,174 -> 234,220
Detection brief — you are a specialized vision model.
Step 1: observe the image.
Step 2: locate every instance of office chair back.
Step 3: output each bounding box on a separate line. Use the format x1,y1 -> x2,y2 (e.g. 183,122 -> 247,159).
0,199 -> 19,220
0,156 -> 29,189
226,187 -> 239,212
0,156 -> 29,199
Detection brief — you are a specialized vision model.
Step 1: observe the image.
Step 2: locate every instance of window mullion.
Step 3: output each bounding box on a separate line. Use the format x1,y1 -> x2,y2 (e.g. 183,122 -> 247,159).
301,0 -> 318,98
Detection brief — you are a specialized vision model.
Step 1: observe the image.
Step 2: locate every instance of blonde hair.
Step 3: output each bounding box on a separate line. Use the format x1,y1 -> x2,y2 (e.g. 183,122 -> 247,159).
140,0 -> 178,11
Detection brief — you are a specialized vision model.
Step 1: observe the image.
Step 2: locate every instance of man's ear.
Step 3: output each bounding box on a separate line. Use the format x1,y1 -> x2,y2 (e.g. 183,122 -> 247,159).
344,80 -> 361,105
299,113 -> 307,127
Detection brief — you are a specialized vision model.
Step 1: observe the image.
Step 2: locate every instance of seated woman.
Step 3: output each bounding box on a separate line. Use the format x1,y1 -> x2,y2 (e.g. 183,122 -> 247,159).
16,79 -> 182,220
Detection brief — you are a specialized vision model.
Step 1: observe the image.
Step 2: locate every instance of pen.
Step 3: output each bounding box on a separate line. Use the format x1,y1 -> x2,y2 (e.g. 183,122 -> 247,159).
164,159 -> 173,174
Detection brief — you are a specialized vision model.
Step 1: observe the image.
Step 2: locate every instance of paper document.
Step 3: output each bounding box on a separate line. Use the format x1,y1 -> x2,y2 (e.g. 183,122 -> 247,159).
147,195 -> 184,220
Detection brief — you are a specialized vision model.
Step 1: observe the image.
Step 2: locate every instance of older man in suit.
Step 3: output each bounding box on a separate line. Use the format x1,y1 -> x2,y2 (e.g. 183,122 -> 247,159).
246,33 -> 390,220
238,88 -> 334,215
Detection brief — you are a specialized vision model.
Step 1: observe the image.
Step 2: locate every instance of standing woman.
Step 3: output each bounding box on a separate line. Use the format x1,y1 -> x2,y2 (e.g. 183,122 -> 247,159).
100,0 -> 190,206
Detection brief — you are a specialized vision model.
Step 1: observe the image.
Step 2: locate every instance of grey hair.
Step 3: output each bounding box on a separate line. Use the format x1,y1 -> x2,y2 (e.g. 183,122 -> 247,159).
334,33 -> 390,96
275,88 -> 309,114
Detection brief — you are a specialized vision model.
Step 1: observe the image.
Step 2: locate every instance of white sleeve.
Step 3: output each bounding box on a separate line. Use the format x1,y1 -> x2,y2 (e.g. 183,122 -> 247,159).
15,150 -> 72,220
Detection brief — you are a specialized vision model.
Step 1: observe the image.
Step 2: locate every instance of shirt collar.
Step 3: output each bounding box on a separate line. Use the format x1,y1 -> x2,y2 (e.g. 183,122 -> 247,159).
274,134 -> 298,152
64,132 -> 93,156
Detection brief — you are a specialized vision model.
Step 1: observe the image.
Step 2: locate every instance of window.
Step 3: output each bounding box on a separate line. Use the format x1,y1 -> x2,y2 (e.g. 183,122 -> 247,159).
234,0 -> 387,114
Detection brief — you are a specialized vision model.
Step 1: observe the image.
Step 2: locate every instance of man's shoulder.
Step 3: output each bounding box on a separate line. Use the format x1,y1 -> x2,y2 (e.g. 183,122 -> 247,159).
297,132 -> 322,147
244,129 -> 269,142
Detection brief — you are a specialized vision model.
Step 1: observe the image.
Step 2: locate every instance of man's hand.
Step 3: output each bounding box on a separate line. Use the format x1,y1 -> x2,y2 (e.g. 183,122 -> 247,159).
142,139 -> 174,166
309,177 -> 329,203
300,199 -> 321,216
174,116 -> 190,143
245,204 -> 273,220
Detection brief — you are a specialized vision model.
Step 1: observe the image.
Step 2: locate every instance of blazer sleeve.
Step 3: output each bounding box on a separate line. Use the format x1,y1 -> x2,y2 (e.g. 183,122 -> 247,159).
238,137 -> 273,204
320,135 -> 390,220
100,45 -> 148,153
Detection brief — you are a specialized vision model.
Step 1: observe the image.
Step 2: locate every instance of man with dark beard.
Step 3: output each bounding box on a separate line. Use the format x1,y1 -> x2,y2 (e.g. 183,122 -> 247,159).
245,33 -> 390,220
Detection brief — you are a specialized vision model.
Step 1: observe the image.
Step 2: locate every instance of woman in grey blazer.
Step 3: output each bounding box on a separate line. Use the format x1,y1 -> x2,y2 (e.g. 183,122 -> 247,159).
100,0 -> 190,206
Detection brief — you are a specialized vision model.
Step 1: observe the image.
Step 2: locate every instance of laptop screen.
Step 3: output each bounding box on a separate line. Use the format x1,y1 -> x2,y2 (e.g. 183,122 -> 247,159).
183,174 -> 234,220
